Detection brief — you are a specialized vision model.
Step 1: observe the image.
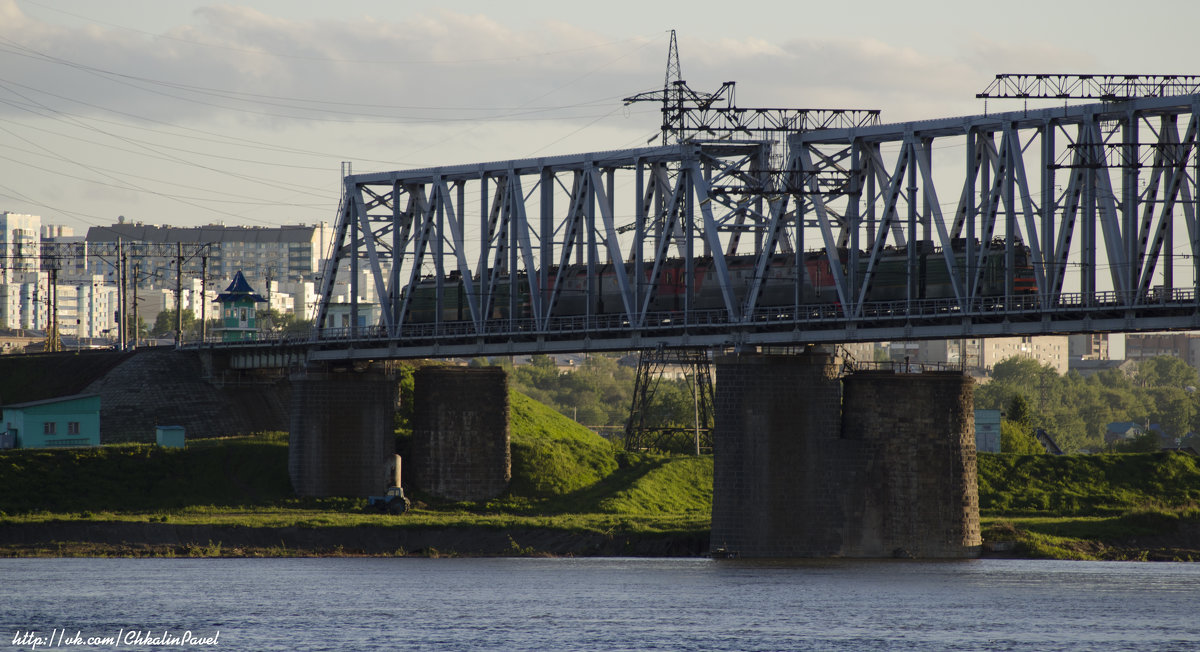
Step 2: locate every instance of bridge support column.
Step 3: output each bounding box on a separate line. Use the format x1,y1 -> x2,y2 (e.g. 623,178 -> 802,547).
711,350 -> 980,558
841,370 -> 981,558
410,366 -> 510,501
288,367 -> 397,497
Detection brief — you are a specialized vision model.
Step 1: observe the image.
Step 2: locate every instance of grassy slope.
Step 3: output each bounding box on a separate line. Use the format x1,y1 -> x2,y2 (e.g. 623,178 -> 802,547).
507,390 -> 619,498
4,393 -> 1199,560
0,434 -> 293,514
0,391 -> 711,534
978,452 -> 1200,515
977,452 -> 1200,560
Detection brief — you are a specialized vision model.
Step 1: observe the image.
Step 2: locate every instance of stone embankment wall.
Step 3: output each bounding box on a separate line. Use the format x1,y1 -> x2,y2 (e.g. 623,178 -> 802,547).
1,348 -> 290,443
410,366 -> 510,501
712,350 -> 981,559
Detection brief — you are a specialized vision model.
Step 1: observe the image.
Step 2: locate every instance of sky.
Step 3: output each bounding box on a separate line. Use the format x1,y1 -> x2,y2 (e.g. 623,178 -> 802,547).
1,0 -> 1197,233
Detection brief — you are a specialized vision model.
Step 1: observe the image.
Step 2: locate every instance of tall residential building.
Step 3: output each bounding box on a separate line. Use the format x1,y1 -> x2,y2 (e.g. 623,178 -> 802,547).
40,225 -> 90,282
84,220 -> 332,288
1,212 -> 41,285
1124,332 -> 1200,368
55,277 -> 119,340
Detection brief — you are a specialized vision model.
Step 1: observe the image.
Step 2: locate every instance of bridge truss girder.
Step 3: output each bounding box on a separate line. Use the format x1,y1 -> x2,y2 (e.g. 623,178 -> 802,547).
316,143 -> 802,337
303,95 -> 1200,362
790,93 -> 1200,322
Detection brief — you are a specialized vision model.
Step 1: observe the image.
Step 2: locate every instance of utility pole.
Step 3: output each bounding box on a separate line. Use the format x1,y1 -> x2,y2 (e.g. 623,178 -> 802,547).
265,265 -> 274,324
132,261 -> 140,349
118,239 -> 127,351
200,256 -> 208,342
45,265 -> 61,352
175,242 -> 183,347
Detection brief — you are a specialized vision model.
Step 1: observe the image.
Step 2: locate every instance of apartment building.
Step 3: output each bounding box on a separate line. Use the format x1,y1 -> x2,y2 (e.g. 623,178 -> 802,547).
84,220 -> 331,287
0,212 -> 40,285
891,336 -> 1070,374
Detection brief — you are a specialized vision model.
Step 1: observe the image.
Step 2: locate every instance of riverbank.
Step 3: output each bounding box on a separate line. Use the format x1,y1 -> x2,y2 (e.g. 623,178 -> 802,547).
3,423 -> 1200,560
3,513 -> 1199,560
0,521 -> 708,558
981,516 -> 1200,562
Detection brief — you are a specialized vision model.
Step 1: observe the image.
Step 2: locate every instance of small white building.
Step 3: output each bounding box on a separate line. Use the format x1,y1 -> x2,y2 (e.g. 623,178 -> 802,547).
975,409 -> 1002,453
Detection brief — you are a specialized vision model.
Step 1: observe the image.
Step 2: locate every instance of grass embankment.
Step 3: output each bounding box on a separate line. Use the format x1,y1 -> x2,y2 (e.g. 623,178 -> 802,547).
978,453 -> 1200,561
4,391 -> 1200,560
0,391 -> 711,556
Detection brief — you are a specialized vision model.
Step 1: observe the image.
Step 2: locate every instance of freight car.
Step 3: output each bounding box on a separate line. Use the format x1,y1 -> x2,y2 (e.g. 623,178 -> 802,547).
401,239 -> 1035,322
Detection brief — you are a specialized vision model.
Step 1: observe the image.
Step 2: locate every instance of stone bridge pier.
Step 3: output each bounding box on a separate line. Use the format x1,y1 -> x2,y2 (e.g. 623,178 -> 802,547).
711,349 -> 981,558
288,364 -> 510,500
288,365 -> 398,497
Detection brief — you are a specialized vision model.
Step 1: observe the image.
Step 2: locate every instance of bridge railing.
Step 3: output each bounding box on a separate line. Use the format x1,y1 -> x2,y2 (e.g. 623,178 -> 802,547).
186,285 -> 1198,351
295,286 -> 1199,348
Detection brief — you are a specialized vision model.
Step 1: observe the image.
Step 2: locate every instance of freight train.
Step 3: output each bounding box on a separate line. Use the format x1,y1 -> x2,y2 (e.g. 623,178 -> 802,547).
401,239 -> 1037,323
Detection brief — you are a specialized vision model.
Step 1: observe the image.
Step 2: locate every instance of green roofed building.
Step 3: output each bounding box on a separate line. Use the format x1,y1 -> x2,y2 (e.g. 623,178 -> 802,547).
214,271 -> 267,342
2,393 -> 101,448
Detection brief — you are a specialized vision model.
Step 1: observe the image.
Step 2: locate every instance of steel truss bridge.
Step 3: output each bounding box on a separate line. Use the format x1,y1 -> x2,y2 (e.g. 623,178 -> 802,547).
293,93 -> 1200,363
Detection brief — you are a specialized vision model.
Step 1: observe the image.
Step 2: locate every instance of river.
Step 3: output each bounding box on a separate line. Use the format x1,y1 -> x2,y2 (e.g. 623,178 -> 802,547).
3,557 -> 1197,651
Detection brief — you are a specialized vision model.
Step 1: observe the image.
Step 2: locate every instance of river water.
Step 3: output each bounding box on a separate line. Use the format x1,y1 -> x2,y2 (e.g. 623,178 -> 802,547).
3,557 -> 1197,651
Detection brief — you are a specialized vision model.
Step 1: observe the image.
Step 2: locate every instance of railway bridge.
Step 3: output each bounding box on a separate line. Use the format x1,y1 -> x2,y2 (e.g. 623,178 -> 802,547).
200,91 -> 1200,558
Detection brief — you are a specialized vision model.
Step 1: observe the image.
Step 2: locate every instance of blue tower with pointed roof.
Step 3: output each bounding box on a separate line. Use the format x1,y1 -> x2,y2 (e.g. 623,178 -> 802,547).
214,271 -> 267,342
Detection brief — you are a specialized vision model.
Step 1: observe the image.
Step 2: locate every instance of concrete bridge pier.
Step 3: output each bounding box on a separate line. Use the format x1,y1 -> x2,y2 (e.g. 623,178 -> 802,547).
711,349 -> 981,558
288,365 -> 397,497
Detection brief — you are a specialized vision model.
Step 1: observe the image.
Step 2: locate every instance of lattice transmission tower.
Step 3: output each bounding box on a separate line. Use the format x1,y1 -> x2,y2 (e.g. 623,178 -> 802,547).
624,347 -> 715,454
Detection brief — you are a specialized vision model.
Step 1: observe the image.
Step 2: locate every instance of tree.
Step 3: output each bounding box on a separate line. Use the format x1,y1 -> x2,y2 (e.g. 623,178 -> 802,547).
257,308 -> 313,335
1006,393 -> 1033,426
1110,431 -> 1160,453
1147,386 -> 1192,440
124,316 -> 148,343
1000,393 -> 1043,453
974,352 -> 1200,453
990,357 -> 1050,386
1135,356 -> 1199,389
1000,420 -> 1043,454
152,308 -> 197,338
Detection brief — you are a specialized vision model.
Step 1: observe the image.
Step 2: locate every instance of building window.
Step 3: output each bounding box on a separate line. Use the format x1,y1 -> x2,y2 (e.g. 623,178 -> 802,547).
44,422 -> 56,435
68,422 -> 80,435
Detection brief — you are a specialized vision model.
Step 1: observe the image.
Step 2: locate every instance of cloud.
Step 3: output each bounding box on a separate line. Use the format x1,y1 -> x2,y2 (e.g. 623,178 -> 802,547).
0,2 -> 662,130
2,2 -> 1050,135
961,35 -> 1097,75
0,0 -> 1121,231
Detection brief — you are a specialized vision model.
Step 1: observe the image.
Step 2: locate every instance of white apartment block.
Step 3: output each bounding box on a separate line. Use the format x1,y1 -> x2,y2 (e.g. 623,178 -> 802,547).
54,278 -> 119,340
0,273 -> 46,331
1,212 -> 40,286
3,213 -> 330,338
